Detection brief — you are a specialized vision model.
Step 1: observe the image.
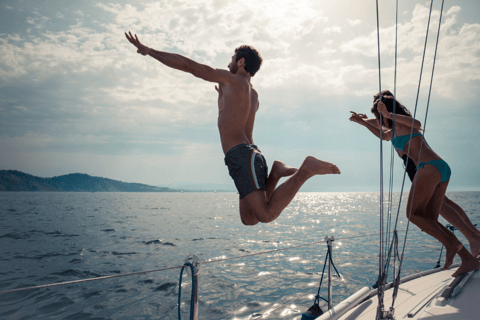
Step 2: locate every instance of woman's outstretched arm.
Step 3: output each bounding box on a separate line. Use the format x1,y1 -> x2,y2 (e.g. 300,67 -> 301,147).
349,111 -> 392,141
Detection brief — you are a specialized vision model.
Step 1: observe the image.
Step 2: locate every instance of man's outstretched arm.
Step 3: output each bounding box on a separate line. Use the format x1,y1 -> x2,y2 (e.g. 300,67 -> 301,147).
125,32 -> 231,84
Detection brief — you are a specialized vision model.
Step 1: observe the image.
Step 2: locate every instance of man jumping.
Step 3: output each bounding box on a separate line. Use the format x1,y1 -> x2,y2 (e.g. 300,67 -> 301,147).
125,32 -> 340,225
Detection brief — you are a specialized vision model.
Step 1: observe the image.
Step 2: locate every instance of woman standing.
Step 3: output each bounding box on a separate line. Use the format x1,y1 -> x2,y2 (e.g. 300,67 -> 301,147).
350,90 -> 479,277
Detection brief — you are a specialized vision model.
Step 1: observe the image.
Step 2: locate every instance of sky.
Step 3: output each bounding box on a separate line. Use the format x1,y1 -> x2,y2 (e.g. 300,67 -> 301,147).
1,0 -> 479,192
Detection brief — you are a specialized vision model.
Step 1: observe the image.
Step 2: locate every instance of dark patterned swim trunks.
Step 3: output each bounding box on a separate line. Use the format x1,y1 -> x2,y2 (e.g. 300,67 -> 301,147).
224,144 -> 268,199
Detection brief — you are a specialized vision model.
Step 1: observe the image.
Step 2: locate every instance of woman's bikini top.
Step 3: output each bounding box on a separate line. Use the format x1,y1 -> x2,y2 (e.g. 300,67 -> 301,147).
391,132 -> 423,151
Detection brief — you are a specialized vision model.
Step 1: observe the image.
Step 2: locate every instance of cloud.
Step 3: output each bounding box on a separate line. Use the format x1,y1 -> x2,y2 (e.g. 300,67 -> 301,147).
0,0 -> 328,126
338,4 -> 480,98
1,0 -> 479,181
347,19 -> 361,26
340,4 -> 448,57
25,10 -> 51,30
323,26 -> 342,34
95,0 -> 327,59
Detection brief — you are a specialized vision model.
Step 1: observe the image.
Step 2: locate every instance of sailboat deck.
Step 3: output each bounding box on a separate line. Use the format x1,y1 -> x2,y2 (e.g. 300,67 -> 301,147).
332,266 -> 479,320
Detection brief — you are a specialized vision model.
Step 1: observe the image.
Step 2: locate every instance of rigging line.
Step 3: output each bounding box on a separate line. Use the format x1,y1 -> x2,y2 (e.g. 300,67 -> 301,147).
375,0 -> 384,285
379,0 -> 436,312
397,0 -> 435,279
382,0 -> 400,278
374,1 -> 388,318
386,0 -> 400,262
385,147 -> 396,260
398,0 -> 445,276
390,0 -> 434,255
423,0 -> 444,132
394,0 -> 444,309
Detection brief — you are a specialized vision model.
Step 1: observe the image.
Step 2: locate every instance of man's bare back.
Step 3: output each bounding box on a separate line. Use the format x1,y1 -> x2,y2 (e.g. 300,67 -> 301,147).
125,31 -> 340,225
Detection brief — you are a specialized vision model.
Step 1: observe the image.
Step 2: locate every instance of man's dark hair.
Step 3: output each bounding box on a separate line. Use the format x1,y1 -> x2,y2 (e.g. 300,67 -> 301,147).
371,90 -> 412,128
235,45 -> 263,77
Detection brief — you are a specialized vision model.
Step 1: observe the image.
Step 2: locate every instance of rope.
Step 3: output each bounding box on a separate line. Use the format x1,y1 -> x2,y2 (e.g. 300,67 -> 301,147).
263,240 -> 341,318
313,244 -> 341,306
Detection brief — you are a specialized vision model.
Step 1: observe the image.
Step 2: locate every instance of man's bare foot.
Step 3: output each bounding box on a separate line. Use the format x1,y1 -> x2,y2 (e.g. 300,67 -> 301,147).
270,160 -> 297,180
443,243 -> 463,270
299,156 -> 341,177
451,259 -> 480,277
468,238 -> 480,258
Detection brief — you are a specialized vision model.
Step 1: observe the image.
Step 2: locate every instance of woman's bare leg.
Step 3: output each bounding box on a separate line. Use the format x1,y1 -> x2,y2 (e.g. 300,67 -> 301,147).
441,197 -> 480,257
408,166 -> 479,276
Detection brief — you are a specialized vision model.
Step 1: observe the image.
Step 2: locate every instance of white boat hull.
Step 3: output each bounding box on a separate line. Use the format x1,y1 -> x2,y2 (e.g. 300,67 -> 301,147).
316,263 -> 479,320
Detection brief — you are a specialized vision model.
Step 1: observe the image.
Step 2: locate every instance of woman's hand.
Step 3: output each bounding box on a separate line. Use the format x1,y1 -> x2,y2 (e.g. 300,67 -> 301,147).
349,111 -> 366,124
376,101 -> 391,119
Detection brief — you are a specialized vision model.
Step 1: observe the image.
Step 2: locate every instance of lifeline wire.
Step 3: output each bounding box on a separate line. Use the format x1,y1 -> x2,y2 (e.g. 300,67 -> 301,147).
0,232 -> 383,295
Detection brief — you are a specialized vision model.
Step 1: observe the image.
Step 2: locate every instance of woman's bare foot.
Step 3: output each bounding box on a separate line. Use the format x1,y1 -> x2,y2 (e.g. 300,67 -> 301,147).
270,160 -> 297,180
443,243 -> 463,270
300,156 -> 341,177
452,259 -> 480,277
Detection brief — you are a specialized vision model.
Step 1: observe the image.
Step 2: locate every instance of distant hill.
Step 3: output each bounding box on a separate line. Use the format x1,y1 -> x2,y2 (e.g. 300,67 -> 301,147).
159,182 -> 236,192
0,170 -> 178,192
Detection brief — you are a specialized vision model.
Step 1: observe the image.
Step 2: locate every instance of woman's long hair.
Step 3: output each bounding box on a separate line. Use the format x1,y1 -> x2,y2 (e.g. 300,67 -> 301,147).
371,90 -> 412,128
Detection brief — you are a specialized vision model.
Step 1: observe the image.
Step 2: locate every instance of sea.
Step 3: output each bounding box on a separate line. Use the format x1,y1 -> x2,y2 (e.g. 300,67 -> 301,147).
1,191 -> 479,320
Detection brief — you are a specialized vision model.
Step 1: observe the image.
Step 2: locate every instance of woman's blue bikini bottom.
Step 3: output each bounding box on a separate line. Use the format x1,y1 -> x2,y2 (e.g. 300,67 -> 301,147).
416,159 -> 451,183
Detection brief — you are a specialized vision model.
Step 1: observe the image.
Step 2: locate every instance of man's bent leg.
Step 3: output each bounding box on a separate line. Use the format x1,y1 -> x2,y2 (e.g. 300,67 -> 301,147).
239,198 -> 260,226
238,161 -> 297,226
243,156 -> 340,223
265,160 -> 297,200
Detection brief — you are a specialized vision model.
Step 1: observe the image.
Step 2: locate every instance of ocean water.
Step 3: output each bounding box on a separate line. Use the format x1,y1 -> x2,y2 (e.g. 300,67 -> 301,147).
0,191 -> 479,320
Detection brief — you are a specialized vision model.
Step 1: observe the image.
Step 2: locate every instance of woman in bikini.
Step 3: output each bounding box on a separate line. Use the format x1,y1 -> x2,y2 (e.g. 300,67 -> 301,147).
350,90 -> 479,277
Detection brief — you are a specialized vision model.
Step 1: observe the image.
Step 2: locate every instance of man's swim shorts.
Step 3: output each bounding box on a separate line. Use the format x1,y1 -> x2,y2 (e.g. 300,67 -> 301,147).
224,144 -> 268,199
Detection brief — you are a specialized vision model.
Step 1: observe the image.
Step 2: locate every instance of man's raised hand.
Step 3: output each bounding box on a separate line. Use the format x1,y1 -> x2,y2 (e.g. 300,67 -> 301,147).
125,32 -> 149,56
